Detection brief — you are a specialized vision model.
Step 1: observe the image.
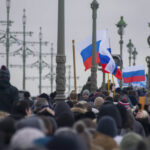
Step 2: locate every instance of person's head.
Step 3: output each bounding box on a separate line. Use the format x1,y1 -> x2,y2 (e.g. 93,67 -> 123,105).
0,65 -> 10,81
34,98 -> 49,113
24,91 -> 31,98
119,132 -> 142,150
94,97 -> 104,109
105,96 -> 114,103
10,127 -> 45,149
12,100 -> 31,116
39,116 -> 57,136
87,76 -> 91,84
55,101 -> 75,127
82,89 -> 90,99
16,116 -> 46,133
97,116 -> 118,138
39,93 -> 50,104
69,90 -> 78,102
118,95 -> 130,110
47,127 -> 88,150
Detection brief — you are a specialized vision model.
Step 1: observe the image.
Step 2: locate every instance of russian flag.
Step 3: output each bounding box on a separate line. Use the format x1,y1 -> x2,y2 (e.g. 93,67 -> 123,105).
79,30 -> 122,80
99,30 -> 122,80
79,32 -> 101,71
123,65 -> 145,83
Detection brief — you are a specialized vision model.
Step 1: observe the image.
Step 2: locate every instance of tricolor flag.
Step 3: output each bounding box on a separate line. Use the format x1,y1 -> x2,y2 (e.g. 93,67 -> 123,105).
79,31 -> 103,71
123,65 -> 145,83
79,30 -> 122,80
99,30 -> 122,80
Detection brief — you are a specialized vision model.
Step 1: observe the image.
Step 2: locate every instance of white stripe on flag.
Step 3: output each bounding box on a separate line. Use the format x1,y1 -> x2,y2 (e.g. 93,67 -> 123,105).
123,65 -> 145,72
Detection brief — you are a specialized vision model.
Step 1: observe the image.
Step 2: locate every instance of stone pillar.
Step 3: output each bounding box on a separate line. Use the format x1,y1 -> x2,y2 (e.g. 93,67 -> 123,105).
55,0 -> 66,101
90,0 -> 99,93
146,56 -> 150,90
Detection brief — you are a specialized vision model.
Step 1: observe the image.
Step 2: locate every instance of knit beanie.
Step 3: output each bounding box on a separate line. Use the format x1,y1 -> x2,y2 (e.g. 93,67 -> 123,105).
10,127 -> 45,149
55,101 -> 74,127
16,116 -> 46,133
97,116 -> 118,138
82,89 -> 90,97
73,121 -> 92,149
0,65 -> 10,80
119,132 -> 142,150
47,127 -> 88,150
118,96 -> 130,110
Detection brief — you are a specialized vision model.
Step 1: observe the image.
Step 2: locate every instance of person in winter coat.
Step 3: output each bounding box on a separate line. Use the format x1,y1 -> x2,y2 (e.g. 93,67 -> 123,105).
0,65 -> 19,113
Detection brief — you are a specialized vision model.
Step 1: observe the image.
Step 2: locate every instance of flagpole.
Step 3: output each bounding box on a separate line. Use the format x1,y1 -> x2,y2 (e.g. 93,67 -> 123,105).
112,74 -> 115,97
72,40 -> 77,94
108,73 -> 110,92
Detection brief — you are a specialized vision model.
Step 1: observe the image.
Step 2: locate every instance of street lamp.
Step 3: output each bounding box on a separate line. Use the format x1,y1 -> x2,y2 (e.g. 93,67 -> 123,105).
39,27 -> 42,94
146,23 -> 150,90
6,0 -> 10,8
132,48 -> 138,66
146,56 -> 150,90
22,9 -> 26,90
127,39 -> 134,66
116,16 -> 127,87
90,0 -> 99,93
6,0 -> 11,67
55,0 -> 66,101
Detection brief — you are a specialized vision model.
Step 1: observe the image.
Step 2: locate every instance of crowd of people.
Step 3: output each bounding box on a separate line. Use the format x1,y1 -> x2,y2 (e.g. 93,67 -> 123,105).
1,65 -> 150,150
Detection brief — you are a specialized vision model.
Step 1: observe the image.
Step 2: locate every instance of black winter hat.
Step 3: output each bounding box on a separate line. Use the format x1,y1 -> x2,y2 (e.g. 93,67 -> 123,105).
97,116 -> 118,138
98,102 -> 122,129
55,102 -> 74,127
0,65 -> 10,80
47,134 -> 88,150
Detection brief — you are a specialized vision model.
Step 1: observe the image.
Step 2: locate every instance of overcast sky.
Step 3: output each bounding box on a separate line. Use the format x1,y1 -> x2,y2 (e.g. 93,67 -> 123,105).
0,0 -> 150,96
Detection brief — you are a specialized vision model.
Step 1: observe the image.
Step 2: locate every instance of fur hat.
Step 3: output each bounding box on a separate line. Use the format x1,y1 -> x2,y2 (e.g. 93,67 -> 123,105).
10,127 -> 45,149
97,116 -> 118,138
0,65 -> 10,80
92,132 -> 118,150
94,97 -> 104,109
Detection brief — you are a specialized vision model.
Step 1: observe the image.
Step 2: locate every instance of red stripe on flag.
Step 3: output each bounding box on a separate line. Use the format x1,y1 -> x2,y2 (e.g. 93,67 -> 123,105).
84,52 -> 100,71
115,69 -> 122,80
123,76 -> 145,83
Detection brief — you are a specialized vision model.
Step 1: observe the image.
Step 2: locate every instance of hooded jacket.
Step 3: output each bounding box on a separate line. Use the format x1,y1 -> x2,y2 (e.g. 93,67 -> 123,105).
0,66 -> 19,113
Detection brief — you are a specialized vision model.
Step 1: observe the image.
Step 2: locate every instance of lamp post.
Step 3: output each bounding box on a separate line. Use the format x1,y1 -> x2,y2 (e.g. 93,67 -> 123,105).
116,16 -> 127,87
147,24 -> 150,90
127,39 -> 134,66
146,56 -> 150,90
6,0 -> 11,67
90,0 -> 99,93
55,0 -> 66,101
39,27 -> 42,94
22,9 -> 26,90
50,43 -> 54,93
132,48 -> 138,66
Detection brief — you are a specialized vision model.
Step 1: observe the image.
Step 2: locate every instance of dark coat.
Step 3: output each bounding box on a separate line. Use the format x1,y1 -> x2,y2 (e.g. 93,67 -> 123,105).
0,79 -> 19,113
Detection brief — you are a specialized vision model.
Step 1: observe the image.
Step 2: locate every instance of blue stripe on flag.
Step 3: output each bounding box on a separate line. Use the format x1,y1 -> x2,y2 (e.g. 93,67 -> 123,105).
123,70 -> 145,78
80,40 -> 101,62
112,64 -> 117,75
99,53 -> 110,64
